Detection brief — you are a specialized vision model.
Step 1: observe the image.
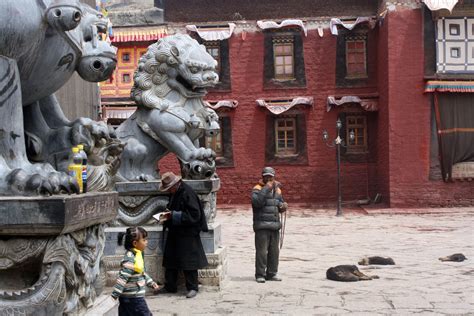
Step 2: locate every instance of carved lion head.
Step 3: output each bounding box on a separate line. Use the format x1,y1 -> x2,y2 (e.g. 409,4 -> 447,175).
131,34 -> 219,109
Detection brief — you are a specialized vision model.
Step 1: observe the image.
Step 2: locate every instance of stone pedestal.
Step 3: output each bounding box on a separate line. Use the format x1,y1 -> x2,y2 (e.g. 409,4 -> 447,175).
104,178 -> 227,287
0,192 -> 118,315
0,192 -> 117,235
103,223 -> 227,287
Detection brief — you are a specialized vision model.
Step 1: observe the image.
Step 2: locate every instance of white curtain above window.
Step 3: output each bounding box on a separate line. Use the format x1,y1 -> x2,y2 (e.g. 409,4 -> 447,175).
257,97 -> 313,115
186,23 -> 236,41
330,17 -> 376,36
327,96 -> 378,112
205,100 -> 239,110
423,0 -> 459,12
257,19 -> 307,36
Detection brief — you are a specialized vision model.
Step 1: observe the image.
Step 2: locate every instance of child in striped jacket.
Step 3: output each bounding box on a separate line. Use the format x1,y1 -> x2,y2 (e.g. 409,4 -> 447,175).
111,227 -> 160,316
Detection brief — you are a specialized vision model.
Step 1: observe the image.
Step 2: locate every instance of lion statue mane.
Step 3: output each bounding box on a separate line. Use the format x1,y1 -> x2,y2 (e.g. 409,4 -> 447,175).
116,34 -> 220,181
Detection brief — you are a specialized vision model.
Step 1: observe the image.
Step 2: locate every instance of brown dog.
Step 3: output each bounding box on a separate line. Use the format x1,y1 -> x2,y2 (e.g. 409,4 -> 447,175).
326,265 -> 379,282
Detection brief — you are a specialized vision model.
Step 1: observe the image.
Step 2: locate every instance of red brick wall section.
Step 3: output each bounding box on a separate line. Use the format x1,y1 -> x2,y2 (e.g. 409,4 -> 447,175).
159,28 -> 380,205
160,11 -> 473,207
375,10 -> 391,205
386,8 -> 474,207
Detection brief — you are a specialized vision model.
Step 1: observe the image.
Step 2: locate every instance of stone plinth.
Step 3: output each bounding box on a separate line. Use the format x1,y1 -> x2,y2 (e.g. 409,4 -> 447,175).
103,223 -> 226,287
0,192 -> 118,235
115,178 -> 220,195
105,178 -> 226,288
0,192 -> 118,315
113,179 -> 220,227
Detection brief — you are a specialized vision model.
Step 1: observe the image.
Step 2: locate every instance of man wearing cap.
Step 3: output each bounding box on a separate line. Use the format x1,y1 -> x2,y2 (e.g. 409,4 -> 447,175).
251,167 -> 288,283
158,171 -> 208,298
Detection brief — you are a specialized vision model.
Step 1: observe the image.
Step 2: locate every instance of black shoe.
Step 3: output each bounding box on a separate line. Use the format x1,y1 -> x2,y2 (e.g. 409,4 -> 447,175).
186,290 -> 198,298
155,287 -> 177,294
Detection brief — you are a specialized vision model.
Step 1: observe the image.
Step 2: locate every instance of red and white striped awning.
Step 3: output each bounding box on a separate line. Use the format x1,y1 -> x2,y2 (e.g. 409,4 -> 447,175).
425,80 -> 474,93
111,27 -> 167,43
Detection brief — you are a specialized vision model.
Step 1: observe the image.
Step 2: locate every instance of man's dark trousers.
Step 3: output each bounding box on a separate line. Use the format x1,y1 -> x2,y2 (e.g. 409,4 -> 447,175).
255,229 -> 280,279
165,268 -> 199,292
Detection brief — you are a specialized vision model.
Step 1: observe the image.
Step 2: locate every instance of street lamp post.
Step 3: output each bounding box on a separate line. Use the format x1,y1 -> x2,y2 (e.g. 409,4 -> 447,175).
322,118 -> 355,216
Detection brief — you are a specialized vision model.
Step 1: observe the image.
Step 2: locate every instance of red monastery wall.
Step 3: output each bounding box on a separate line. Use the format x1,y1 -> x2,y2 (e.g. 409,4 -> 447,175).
385,8 -> 473,207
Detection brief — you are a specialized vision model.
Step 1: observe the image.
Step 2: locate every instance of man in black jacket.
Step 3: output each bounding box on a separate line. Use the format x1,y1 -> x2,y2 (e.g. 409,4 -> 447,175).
251,167 -> 288,283
158,172 -> 208,298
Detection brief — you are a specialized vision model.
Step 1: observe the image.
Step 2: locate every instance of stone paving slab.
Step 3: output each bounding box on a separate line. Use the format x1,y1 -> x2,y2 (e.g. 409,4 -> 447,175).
135,206 -> 474,315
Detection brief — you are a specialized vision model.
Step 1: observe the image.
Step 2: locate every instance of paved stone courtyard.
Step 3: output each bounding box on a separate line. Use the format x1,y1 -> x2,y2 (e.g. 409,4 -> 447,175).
142,206 -> 474,315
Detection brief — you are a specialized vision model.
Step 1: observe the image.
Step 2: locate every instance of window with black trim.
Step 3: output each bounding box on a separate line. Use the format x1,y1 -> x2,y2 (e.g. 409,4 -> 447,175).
273,37 -> 294,80
122,53 -> 130,62
205,41 -> 221,74
345,37 -> 367,79
205,128 -> 223,157
122,73 -> 131,83
200,116 -> 234,167
275,117 -> 297,156
264,29 -> 306,88
265,112 -> 307,165
336,30 -> 369,87
346,115 -> 367,153
337,111 -> 377,163
201,39 -> 231,91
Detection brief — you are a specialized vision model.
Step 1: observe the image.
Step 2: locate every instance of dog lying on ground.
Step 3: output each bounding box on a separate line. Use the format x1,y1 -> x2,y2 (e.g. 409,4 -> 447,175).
439,253 -> 467,262
326,265 -> 379,282
358,256 -> 395,265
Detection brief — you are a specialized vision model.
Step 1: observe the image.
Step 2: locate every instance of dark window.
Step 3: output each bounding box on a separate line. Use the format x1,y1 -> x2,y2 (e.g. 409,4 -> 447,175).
346,115 -> 367,153
122,53 -> 130,62
345,39 -> 367,79
205,41 -> 221,74
200,116 -> 234,167
449,24 -> 460,36
336,30 -> 369,87
265,112 -> 307,165
337,111 -> 377,163
205,128 -> 223,157
201,39 -> 231,91
450,47 -> 461,58
273,38 -> 294,80
122,73 -> 131,83
264,29 -> 306,89
275,117 -> 297,156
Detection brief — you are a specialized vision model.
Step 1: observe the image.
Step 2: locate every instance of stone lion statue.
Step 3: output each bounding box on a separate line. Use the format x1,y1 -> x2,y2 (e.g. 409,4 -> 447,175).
0,0 -> 120,195
116,34 -> 220,181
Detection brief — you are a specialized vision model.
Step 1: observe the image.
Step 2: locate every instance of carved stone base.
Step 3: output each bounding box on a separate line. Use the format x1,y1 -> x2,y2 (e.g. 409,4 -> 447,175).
198,246 -> 227,287
0,192 -> 118,235
103,223 -> 227,287
0,192 -> 118,316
